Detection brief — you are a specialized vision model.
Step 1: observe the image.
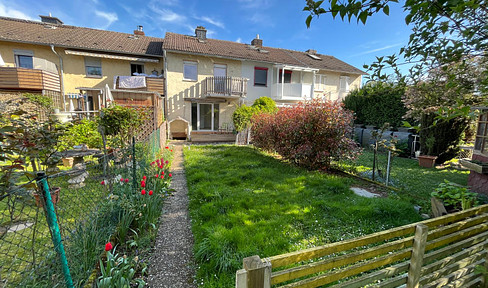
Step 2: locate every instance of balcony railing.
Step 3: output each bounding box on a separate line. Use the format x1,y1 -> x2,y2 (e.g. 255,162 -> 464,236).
202,76 -> 247,98
114,76 -> 164,95
271,83 -> 312,100
0,67 -> 60,92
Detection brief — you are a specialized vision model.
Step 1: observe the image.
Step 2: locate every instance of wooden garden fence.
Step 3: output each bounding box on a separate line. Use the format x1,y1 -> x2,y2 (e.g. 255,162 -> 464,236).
236,204 -> 488,288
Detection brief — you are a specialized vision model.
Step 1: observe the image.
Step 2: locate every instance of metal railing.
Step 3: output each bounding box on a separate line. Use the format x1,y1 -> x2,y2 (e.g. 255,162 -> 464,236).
201,76 -> 248,98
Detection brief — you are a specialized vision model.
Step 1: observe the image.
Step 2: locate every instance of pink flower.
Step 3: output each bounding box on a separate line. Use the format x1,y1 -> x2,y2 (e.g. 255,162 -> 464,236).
101,180 -> 105,185
149,190 -> 153,196
125,178 -> 129,183
141,181 -> 146,188
165,160 -> 169,164
141,189 -> 146,195
105,242 -> 113,251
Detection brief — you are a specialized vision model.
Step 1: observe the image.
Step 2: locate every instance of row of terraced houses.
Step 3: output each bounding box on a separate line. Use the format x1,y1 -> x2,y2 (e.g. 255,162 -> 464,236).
0,15 -> 365,141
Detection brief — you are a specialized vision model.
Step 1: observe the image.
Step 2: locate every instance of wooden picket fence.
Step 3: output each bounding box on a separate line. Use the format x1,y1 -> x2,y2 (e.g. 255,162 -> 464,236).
236,204 -> 488,288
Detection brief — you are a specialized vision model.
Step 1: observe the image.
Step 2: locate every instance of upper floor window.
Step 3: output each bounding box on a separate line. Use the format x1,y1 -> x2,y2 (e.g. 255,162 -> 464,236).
315,74 -> 327,91
475,111 -> 488,155
14,49 -> 33,69
278,69 -> 292,83
340,76 -> 350,92
85,57 -> 102,77
254,67 -> 268,87
183,61 -> 198,81
131,63 -> 144,75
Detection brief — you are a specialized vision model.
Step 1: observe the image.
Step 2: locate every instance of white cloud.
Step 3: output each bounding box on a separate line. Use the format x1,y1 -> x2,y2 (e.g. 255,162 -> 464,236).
194,16 -> 225,29
236,37 -> 242,43
95,10 -> 118,29
0,2 -> 33,20
206,29 -> 216,38
159,9 -> 186,22
238,0 -> 271,9
351,43 -> 403,57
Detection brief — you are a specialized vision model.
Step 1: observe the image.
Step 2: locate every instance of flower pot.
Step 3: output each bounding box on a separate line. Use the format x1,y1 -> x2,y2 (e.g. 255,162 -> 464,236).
62,157 -> 74,167
33,187 -> 60,208
418,155 -> 437,168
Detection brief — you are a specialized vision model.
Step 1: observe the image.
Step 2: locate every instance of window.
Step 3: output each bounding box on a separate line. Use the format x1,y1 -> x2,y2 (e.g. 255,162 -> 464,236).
340,76 -> 350,92
14,50 -> 33,69
278,69 -> 292,83
475,111 -> 488,154
183,61 -> 198,81
131,63 -> 144,75
254,67 -> 268,86
191,103 -> 219,131
85,57 -> 102,77
315,74 -> 326,91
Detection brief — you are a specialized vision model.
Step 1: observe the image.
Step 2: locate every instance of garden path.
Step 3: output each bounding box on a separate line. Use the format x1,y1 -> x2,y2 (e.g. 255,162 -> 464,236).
147,141 -> 196,288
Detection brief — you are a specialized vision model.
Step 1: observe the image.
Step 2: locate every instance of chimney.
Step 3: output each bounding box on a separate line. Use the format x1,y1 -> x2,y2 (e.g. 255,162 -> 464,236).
39,13 -> 63,25
251,34 -> 263,48
306,49 -> 317,55
195,26 -> 207,41
134,25 -> 145,36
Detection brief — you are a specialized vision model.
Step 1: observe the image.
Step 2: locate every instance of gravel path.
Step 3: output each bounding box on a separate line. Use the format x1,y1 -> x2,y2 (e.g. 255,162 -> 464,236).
147,141 -> 196,288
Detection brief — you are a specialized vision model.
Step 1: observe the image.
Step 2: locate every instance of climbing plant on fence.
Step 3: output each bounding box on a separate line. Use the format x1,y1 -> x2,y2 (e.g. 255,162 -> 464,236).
252,99 -> 360,170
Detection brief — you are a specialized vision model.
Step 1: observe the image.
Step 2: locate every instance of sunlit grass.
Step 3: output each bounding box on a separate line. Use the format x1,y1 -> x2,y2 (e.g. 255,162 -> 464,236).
184,145 -> 423,287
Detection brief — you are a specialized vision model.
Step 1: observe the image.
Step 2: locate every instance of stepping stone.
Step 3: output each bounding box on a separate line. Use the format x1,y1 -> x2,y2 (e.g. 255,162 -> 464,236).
350,187 -> 380,198
7,222 -> 34,233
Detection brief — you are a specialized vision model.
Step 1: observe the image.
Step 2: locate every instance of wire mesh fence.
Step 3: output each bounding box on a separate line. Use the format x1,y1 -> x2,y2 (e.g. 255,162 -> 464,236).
0,132 -> 162,287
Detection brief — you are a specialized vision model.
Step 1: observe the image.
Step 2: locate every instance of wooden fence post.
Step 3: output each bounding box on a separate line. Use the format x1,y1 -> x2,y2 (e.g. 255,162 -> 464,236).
407,224 -> 429,288
236,255 -> 271,288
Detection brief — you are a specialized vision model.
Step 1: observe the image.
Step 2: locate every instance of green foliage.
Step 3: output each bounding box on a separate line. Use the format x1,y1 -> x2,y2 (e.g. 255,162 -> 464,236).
98,105 -> 147,147
185,145 -> 422,287
251,96 -> 278,113
343,82 -> 407,127
98,248 -> 146,288
59,119 -> 103,149
24,93 -> 53,112
431,180 -> 478,211
232,105 -> 254,132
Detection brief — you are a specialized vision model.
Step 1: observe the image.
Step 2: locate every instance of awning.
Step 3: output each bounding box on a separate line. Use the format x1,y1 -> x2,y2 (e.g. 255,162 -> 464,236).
65,50 -> 160,63
274,64 -> 319,72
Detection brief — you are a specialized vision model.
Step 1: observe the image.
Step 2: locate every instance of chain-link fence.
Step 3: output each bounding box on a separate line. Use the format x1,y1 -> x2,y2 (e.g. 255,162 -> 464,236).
0,131 -> 163,287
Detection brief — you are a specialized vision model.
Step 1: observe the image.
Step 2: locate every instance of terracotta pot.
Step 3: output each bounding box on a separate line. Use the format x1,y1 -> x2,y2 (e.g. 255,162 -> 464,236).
34,187 -> 61,207
62,157 -> 74,167
418,155 -> 437,168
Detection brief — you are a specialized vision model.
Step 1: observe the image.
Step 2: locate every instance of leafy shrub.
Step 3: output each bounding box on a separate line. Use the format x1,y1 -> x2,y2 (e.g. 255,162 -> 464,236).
431,180 -> 478,211
232,97 -> 278,132
251,96 -> 278,113
343,82 -> 407,127
60,119 -> 103,149
98,104 -> 147,147
252,99 -> 360,170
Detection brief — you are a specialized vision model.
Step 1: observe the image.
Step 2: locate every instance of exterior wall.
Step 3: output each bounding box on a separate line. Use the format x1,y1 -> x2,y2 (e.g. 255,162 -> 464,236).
313,71 -> 362,101
0,41 -> 163,94
241,61 -> 273,105
165,52 -> 242,133
468,153 -> 488,196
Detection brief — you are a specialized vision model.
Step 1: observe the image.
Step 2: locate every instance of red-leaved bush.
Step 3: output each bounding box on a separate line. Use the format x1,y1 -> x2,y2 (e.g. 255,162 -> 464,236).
251,99 -> 360,170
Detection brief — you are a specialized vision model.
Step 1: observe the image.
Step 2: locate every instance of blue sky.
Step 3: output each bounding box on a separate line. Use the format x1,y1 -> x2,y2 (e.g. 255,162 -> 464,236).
0,0 -> 412,75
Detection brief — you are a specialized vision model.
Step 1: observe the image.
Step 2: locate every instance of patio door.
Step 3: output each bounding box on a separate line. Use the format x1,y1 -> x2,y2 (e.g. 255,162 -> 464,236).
191,103 -> 219,131
214,64 -> 227,94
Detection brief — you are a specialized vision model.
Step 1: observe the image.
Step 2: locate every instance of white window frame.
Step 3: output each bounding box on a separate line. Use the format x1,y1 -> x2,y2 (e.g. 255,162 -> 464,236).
475,110 -> 488,155
130,62 -> 145,75
14,49 -> 34,69
314,74 -> 327,91
192,103 -> 219,131
85,56 -> 102,78
340,76 -> 350,92
183,61 -> 198,81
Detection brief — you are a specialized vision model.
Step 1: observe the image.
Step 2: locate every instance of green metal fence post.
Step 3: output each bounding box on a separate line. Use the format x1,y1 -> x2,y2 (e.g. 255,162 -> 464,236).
132,136 -> 137,191
36,172 -> 74,288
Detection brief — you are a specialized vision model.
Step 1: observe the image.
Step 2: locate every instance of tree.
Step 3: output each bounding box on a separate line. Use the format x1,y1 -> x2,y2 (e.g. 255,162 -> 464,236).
304,0 -> 488,110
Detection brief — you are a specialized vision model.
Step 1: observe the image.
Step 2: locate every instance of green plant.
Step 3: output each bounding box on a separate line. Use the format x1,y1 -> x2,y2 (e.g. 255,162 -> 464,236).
59,119 -> 103,149
251,96 -> 278,113
24,93 -> 53,113
98,105 -> 147,148
232,105 -> 254,132
98,247 -> 146,288
431,180 -> 478,211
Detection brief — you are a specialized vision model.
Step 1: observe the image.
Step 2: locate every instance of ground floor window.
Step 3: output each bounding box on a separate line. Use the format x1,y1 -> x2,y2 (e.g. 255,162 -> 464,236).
475,111 -> 488,155
191,103 -> 219,131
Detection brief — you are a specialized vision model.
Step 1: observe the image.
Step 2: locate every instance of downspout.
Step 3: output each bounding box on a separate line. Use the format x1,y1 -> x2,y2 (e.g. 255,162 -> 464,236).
281,67 -> 284,99
50,45 -> 66,111
163,50 -> 170,140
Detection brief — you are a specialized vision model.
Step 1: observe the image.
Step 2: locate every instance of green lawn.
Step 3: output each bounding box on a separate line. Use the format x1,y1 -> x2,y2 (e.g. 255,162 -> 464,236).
184,145 -> 425,287
336,150 -> 470,211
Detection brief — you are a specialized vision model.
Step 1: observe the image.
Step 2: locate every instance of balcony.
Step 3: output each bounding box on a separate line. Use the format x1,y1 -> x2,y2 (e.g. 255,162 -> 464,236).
0,67 -> 60,92
201,76 -> 247,98
114,76 -> 165,95
271,83 -> 312,101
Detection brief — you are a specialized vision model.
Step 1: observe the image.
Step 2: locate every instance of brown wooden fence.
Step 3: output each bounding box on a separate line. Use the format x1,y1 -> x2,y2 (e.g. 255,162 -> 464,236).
236,204 -> 488,288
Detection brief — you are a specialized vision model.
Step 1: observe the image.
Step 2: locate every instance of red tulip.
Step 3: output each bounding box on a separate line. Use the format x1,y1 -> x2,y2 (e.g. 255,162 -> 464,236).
165,160 -> 169,164
149,190 -> 153,196
169,173 -> 172,177
142,176 -> 147,180
125,178 -> 129,183
105,242 -> 113,251
155,174 -> 159,178
141,189 -> 146,195
170,149 -> 173,152
101,180 -> 105,185
141,181 -> 146,188
165,146 -> 169,149
120,178 -> 124,182
161,175 -> 165,179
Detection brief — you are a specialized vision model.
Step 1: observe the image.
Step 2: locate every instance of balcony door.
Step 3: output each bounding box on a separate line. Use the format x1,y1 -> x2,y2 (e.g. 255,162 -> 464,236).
191,103 -> 219,131
213,64 -> 227,94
